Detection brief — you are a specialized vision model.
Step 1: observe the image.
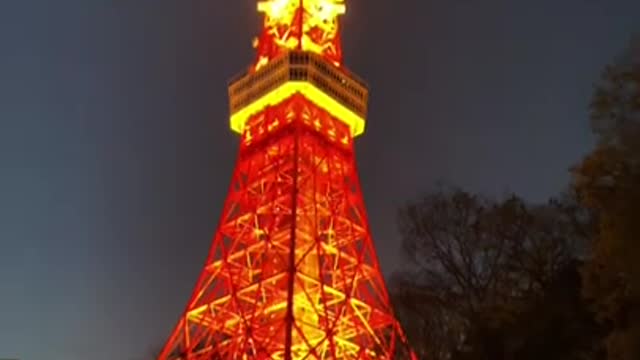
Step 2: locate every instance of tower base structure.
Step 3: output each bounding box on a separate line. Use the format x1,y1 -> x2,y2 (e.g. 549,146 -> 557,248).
159,91 -> 415,359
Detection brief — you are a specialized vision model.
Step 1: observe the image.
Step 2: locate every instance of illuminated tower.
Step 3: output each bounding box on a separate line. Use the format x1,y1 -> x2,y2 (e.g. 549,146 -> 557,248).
158,1 -> 416,359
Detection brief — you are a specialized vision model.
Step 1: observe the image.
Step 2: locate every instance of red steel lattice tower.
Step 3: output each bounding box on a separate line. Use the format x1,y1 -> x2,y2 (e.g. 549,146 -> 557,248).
158,1 -> 417,359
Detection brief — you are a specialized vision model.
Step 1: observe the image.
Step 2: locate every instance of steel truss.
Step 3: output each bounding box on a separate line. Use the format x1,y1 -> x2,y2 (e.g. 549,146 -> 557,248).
158,96 -> 415,359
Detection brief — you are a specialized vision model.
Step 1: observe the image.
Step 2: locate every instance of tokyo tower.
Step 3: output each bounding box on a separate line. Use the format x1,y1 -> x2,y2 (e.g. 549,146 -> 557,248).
158,1 -> 417,359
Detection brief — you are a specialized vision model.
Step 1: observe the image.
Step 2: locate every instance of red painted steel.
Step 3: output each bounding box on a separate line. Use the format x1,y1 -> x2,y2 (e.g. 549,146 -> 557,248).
157,98 -> 416,359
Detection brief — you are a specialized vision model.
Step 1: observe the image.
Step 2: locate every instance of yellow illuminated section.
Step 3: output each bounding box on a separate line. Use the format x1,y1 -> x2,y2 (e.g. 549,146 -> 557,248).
255,0 -> 345,69
230,81 -> 365,136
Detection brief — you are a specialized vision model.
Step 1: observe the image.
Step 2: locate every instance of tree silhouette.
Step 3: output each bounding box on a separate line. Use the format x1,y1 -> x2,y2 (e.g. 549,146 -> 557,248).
574,37 -> 640,360
392,188 -> 597,360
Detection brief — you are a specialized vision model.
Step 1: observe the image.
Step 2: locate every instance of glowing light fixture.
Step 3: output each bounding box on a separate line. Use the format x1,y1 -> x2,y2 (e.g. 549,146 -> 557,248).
230,81 -> 365,136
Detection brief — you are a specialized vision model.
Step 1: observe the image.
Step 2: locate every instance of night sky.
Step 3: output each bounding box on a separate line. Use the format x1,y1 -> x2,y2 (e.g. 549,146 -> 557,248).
1,0 -> 639,359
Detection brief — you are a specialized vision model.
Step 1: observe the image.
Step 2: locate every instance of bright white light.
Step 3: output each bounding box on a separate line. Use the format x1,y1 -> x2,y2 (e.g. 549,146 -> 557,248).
257,0 -> 290,19
314,0 -> 345,21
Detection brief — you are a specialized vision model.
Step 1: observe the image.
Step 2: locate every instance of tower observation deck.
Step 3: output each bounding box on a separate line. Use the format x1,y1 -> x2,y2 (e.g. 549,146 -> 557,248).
157,1 -> 417,359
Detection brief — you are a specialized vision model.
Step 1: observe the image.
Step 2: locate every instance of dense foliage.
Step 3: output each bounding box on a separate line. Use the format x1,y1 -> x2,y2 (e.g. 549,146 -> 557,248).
574,39 -> 640,360
392,190 -> 599,360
